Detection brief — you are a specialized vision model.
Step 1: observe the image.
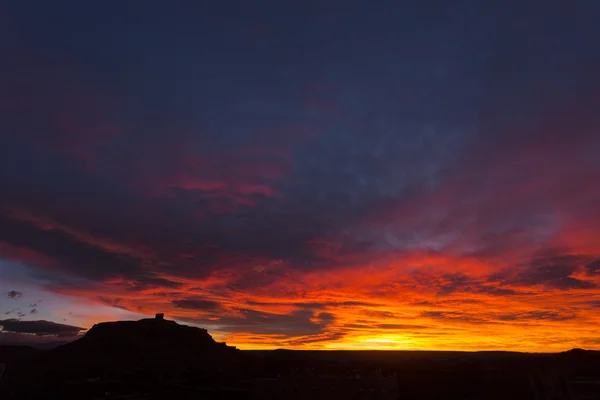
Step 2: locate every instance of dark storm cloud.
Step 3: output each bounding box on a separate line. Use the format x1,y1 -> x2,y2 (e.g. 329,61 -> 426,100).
0,319 -> 85,336
4,290 -> 22,299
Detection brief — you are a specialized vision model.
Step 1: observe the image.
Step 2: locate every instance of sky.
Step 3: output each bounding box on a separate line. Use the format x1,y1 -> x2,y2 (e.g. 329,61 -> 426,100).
1,1 -> 599,351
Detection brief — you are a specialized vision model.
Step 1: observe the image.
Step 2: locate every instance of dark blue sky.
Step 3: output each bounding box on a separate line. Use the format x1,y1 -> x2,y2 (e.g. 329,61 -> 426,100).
1,1 -> 600,350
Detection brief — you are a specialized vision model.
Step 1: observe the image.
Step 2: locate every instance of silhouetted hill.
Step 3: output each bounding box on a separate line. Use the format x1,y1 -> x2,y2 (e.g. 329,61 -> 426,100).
559,347 -> 600,357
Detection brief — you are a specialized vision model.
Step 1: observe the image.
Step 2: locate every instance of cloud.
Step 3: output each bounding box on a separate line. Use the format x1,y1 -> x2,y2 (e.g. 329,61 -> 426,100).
188,309 -> 336,338
477,286 -> 518,296
375,323 -> 430,330
586,259 -> 600,276
111,276 -> 184,292
0,213 -> 147,281
246,300 -> 380,310
0,319 -> 85,336
1,2 -> 600,352
4,290 -> 22,299
411,271 -> 518,297
172,298 -> 222,311
511,257 -> 597,290
285,331 -> 347,346
421,311 -> 490,324
494,310 -> 576,322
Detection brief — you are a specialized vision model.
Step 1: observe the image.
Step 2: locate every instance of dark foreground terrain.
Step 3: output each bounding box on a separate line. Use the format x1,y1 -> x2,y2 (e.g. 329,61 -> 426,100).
1,316 -> 599,399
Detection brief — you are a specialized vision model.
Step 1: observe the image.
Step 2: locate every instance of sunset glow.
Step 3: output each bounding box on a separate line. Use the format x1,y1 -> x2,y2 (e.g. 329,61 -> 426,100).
1,2 -> 599,352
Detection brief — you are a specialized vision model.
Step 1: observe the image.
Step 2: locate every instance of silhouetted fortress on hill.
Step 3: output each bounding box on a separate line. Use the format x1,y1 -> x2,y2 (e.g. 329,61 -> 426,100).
73,313 -> 238,363
0,314 -> 250,398
84,313 -> 227,349
20,313 -> 241,384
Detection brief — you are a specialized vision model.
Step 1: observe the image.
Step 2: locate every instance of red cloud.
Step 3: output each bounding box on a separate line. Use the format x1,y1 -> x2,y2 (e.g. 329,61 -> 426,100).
0,241 -> 59,270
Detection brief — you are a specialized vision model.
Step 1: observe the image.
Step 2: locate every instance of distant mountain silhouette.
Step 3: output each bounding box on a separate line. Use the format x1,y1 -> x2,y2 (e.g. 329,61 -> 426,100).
560,347 -> 599,356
